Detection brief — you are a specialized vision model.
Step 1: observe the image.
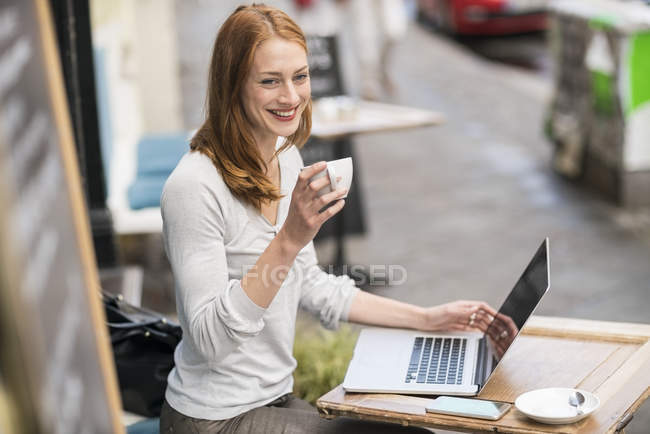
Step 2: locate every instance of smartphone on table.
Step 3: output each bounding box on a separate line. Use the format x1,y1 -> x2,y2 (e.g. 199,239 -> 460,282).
425,396 -> 511,421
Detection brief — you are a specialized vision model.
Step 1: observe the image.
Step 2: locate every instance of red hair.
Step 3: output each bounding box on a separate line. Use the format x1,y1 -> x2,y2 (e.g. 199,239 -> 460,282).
190,4 -> 312,211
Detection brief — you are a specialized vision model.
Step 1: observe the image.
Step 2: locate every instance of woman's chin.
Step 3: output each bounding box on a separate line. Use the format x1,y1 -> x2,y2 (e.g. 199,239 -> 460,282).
273,122 -> 300,138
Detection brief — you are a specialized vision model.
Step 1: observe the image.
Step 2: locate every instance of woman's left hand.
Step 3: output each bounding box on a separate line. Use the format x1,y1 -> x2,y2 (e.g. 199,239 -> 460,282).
420,300 -> 498,333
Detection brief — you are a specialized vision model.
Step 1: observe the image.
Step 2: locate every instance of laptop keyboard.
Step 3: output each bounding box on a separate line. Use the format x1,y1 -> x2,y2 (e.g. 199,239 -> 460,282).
405,337 -> 467,385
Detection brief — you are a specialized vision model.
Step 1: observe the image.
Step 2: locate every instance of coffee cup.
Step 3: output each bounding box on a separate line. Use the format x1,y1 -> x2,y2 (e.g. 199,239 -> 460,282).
306,157 -> 353,198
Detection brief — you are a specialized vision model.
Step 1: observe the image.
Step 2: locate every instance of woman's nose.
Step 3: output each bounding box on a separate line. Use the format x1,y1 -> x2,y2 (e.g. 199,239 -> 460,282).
278,82 -> 299,105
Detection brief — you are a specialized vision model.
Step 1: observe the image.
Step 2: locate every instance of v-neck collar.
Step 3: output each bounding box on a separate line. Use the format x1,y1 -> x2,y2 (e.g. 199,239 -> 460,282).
258,143 -> 289,231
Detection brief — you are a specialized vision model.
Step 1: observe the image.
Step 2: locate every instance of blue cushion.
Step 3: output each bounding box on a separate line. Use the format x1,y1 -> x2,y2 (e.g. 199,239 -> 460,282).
126,418 -> 159,434
128,175 -> 171,209
135,132 -> 189,176
127,132 -> 189,209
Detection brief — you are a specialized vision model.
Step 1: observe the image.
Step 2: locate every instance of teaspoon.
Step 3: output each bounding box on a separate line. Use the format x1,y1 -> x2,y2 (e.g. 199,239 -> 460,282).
568,390 -> 585,415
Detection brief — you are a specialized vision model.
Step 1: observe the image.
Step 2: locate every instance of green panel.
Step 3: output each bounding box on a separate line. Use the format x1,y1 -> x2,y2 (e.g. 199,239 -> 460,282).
589,16 -> 616,30
627,32 -> 650,113
592,70 -> 616,116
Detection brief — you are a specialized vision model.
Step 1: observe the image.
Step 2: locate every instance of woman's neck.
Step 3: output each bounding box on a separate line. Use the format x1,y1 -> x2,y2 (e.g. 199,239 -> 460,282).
256,135 -> 279,172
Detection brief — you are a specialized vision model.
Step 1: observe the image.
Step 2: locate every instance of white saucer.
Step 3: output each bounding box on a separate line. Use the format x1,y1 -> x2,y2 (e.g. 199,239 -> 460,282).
515,388 -> 600,425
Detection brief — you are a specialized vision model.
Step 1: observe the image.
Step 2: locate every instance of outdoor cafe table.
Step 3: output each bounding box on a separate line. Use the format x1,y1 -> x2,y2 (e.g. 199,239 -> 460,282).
310,99 -> 445,140
309,100 -> 445,275
316,316 -> 650,433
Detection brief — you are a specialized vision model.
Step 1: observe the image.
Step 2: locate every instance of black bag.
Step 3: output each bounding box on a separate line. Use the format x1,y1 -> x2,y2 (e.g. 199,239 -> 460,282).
103,293 -> 182,417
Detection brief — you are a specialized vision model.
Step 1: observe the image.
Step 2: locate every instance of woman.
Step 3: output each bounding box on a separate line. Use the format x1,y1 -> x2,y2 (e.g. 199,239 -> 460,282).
160,4 -> 496,433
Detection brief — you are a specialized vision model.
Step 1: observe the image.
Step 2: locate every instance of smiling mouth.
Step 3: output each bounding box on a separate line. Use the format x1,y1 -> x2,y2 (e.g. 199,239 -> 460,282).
268,106 -> 299,121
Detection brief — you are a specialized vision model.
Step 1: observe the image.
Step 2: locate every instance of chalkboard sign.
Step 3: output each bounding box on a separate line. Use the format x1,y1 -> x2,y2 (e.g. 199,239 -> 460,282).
306,35 -> 344,98
302,35 -> 366,242
0,1 -> 123,433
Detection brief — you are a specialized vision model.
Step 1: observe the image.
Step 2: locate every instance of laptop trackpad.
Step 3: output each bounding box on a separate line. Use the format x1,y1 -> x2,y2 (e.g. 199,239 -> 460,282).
354,329 -> 408,367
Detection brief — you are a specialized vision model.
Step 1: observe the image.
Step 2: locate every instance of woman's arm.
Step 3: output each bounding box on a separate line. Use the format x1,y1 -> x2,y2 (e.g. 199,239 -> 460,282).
347,290 -> 426,329
295,241 -> 359,330
162,159 -> 346,362
242,162 -> 347,308
347,290 -> 497,333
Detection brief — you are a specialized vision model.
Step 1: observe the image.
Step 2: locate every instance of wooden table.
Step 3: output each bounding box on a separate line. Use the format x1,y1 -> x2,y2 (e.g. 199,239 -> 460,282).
311,99 -> 445,140
317,316 -> 650,433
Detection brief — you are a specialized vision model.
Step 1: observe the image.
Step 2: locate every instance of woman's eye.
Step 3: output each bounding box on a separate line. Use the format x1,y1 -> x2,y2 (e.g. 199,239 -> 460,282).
294,74 -> 309,82
261,79 -> 278,86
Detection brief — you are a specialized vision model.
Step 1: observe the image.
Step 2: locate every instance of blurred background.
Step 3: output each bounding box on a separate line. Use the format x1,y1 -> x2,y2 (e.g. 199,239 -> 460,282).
85,0 -> 650,431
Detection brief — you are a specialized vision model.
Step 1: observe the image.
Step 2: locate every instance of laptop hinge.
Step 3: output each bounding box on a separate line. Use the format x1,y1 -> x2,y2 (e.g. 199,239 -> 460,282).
474,337 -> 488,387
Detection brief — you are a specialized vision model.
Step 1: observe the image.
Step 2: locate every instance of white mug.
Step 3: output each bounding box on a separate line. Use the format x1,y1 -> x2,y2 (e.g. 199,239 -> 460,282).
306,157 -> 353,198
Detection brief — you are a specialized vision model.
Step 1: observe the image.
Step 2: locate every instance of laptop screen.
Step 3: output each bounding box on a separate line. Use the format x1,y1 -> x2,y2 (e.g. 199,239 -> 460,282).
477,238 -> 550,386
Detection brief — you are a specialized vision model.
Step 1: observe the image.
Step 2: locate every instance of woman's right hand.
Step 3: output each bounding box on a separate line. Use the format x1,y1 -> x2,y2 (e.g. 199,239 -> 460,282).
279,161 -> 347,253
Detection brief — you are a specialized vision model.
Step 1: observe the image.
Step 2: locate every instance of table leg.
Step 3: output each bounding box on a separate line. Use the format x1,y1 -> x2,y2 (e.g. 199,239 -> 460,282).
330,139 -> 388,290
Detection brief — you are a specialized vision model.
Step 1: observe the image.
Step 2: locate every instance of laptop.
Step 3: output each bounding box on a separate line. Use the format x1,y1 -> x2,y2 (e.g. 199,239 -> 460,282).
343,238 -> 550,396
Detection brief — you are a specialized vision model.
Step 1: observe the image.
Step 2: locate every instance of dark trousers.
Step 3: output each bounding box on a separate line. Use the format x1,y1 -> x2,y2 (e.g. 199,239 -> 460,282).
160,395 -> 432,434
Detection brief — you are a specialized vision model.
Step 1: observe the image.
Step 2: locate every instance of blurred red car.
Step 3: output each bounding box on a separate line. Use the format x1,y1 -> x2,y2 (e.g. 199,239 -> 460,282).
417,0 -> 548,35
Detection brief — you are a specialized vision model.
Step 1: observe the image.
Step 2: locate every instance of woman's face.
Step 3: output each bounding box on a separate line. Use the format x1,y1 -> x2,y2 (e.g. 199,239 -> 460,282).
242,36 -> 311,149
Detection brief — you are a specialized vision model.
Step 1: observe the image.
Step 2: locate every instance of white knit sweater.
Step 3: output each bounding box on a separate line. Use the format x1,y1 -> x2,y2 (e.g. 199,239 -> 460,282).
161,144 -> 358,420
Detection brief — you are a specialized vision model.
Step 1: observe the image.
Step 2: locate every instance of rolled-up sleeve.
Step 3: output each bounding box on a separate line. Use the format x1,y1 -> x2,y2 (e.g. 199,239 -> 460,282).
161,176 -> 266,364
296,242 -> 359,329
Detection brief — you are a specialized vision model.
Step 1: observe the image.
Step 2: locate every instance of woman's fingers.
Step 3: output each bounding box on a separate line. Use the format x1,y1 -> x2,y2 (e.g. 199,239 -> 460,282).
298,162 -> 327,189
300,163 -> 345,208
311,187 -> 347,213
283,163 -> 347,250
470,315 -> 492,332
466,318 -> 491,332
478,302 -> 498,318
421,301 -> 498,333
307,174 -> 332,194
466,301 -> 497,318
314,197 -> 345,226
457,301 -> 496,331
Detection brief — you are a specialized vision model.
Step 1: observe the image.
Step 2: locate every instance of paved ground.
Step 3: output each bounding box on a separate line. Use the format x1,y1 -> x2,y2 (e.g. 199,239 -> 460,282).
310,23 -> 650,432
